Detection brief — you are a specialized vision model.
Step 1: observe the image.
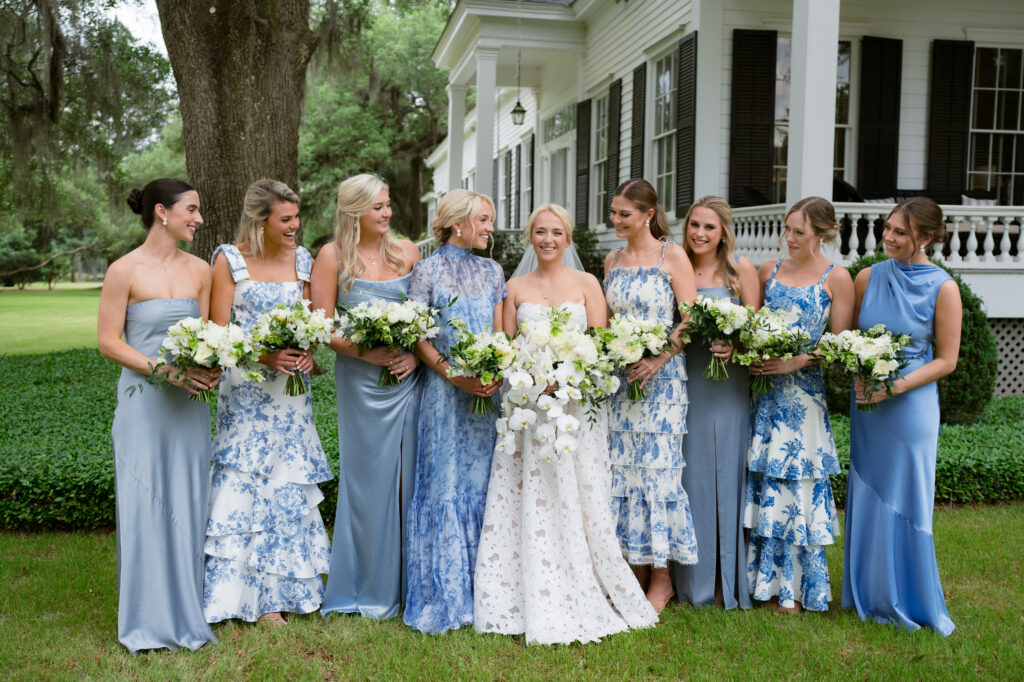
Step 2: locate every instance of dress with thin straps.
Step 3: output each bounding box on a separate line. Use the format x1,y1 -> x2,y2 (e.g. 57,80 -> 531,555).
742,260 -> 841,611
603,244 -> 698,568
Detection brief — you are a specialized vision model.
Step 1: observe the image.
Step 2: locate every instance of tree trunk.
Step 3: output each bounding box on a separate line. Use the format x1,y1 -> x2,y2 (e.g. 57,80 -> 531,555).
155,0 -> 318,261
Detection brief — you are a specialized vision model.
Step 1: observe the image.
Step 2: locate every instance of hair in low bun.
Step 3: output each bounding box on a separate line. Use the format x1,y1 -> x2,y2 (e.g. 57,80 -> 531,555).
614,178 -> 671,240
785,196 -> 840,245
128,178 -> 195,229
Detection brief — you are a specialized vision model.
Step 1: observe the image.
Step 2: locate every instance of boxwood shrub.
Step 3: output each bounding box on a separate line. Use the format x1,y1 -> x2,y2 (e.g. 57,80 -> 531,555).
824,254 -> 998,425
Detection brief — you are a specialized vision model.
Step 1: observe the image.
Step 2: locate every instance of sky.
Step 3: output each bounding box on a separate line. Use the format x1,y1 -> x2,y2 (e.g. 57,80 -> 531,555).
111,0 -> 166,56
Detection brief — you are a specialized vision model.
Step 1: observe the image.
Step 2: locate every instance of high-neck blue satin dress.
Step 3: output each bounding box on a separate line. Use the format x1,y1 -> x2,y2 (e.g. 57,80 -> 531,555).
322,274 -> 423,620
842,258 -> 955,636
111,297 -> 217,652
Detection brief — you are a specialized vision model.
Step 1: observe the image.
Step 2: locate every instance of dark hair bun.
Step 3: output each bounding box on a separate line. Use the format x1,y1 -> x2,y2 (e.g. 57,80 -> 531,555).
127,188 -> 144,214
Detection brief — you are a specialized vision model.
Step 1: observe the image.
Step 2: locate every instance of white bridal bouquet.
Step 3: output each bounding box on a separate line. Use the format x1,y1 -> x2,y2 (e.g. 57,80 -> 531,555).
679,295 -> 753,380
336,297 -> 441,388
444,318 -> 516,414
251,299 -> 336,396
589,314 -> 674,401
817,324 -> 910,411
733,306 -> 813,394
496,307 -> 620,462
143,317 -> 262,402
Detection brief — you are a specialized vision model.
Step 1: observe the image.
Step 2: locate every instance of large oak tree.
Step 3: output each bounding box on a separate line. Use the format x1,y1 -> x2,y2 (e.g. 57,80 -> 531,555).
154,0 -> 318,260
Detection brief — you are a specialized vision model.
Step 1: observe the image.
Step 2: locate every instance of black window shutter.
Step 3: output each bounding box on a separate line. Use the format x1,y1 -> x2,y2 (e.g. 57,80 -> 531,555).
927,39 -> 974,204
857,36 -> 903,198
675,31 -> 698,217
504,151 -> 513,229
527,133 -> 535,214
630,63 -> 647,179
575,98 -> 592,226
492,156 -> 499,200
729,29 -> 776,207
605,79 -> 622,227
514,143 -> 522,228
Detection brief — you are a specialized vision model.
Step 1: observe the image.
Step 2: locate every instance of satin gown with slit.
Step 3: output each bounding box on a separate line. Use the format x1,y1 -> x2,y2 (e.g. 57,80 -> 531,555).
841,258 -> 955,636
111,297 -> 217,652
322,274 -> 423,620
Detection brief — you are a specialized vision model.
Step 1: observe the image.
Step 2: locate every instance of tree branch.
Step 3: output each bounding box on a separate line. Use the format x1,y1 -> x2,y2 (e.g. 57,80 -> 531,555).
0,239 -> 99,278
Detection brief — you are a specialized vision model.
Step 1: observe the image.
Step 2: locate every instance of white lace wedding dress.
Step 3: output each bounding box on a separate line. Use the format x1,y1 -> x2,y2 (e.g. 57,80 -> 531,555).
473,301 -> 658,644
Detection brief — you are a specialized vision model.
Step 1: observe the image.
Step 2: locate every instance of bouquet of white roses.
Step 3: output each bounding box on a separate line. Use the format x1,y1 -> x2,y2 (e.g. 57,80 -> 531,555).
679,295 -> 753,380
733,306 -> 813,394
817,324 -> 910,411
146,317 -> 262,402
251,299 -> 336,396
589,314 -> 674,401
336,297 -> 441,388
444,318 -> 515,414
495,307 -> 620,462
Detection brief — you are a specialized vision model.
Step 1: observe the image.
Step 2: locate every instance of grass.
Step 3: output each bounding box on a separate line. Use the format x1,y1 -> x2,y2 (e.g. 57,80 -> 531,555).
0,286 -> 101,354
1,504 -> 1021,680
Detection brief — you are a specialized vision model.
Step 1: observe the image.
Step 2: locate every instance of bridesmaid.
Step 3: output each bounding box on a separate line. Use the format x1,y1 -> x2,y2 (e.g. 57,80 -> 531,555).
842,197 -> 960,635
672,196 -> 759,610
202,179 -> 333,626
313,174 -> 423,620
743,196 -> 854,614
97,179 -> 218,651
403,189 -> 506,634
604,178 -> 698,613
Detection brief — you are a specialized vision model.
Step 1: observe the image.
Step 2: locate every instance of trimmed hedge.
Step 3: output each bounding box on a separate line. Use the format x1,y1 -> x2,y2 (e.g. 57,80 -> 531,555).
1,349 -> 1020,529
824,254 -> 999,425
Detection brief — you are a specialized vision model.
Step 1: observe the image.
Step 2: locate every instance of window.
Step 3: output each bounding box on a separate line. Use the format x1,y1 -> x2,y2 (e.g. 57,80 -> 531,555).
591,94 -> 609,226
968,47 -> 1024,205
772,39 -> 852,203
497,150 -> 508,230
549,147 -> 569,208
651,51 -> 677,213
521,137 -> 533,218
543,103 -> 577,144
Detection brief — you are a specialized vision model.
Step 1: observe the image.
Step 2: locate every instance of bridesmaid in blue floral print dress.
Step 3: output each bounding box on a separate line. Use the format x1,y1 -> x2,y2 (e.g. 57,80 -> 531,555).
743,197 -> 854,613
403,189 -> 506,634
604,179 -> 698,614
203,180 -> 333,627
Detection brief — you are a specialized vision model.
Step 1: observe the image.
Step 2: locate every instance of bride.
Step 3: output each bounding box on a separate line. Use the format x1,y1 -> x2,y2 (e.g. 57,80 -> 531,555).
473,204 -> 658,645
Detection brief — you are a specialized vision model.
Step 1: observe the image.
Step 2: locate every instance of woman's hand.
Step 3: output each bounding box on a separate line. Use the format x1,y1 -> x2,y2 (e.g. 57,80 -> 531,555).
356,346 -> 402,367
627,352 -> 671,387
385,351 -> 419,381
853,375 -> 901,405
260,348 -> 314,375
710,339 -> 734,362
750,354 -> 810,376
161,365 -> 221,395
448,375 -> 501,397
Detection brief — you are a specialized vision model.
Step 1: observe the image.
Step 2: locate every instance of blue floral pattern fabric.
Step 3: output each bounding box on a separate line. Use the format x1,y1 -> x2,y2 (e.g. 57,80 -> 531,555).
403,242 -> 507,634
742,260 -> 840,611
203,245 -> 333,622
603,249 -> 698,567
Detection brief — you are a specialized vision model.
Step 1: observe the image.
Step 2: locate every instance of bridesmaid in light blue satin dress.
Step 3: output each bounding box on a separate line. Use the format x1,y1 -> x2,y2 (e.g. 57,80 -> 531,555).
98,179 -> 218,651
673,197 -> 760,610
842,198 -> 961,636
403,189 -> 506,634
603,179 -> 698,614
312,174 -> 424,620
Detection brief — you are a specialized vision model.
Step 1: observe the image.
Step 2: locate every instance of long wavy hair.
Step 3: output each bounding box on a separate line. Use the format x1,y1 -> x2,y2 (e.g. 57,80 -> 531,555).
682,195 -> 742,296
334,174 -> 405,293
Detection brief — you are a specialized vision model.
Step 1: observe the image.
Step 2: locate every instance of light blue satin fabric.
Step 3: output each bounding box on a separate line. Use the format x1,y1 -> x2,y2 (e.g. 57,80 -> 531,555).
112,297 -> 217,652
322,275 -> 423,620
842,258 -> 955,636
672,286 -> 752,610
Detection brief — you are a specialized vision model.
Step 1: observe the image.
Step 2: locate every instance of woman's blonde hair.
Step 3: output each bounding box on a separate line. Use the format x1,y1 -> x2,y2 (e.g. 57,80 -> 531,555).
334,174 -> 405,292
785,196 -> 840,246
432,189 -> 495,245
523,203 -> 574,244
236,179 -> 300,256
683,195 -> 742,296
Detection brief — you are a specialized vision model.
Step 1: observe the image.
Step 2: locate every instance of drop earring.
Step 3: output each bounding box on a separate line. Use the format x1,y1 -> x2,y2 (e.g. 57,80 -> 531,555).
162,217 -> 167,226
644,219 -> 650,228
456,227 -> 462,238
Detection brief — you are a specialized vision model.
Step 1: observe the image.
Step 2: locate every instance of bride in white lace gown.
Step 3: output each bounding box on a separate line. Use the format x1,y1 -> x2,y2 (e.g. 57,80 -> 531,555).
474,204 -> 658,645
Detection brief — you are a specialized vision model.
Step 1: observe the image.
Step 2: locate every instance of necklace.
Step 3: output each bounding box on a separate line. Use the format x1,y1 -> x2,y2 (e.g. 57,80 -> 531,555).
358,248 -> 379,263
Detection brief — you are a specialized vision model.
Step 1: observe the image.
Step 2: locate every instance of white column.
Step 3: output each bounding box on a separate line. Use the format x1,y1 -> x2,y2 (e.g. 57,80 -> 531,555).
475,47 -> 499,200
692,0 -> 725,199
447,84 -> 467,193
786,0 -> 839,206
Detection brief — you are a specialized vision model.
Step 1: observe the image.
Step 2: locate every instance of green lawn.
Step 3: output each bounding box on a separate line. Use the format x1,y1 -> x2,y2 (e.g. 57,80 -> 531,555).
0,287 -> 101,354
1,504 -> 1020,680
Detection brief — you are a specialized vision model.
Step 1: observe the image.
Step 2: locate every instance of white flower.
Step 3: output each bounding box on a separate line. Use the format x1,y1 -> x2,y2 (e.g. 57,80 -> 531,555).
535,422 -> 556,444
554,435 -> 578,457
506,370 -> 534,389
556,413 -> 580,434
508,407 -> 537,431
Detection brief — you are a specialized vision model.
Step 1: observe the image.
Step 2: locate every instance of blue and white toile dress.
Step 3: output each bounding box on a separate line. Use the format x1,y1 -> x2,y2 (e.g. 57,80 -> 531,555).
202,245 -> 333,622
742,260 -> 840,611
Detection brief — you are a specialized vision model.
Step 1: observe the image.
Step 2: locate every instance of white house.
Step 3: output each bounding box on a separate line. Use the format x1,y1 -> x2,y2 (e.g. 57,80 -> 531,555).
423,0 -> 1024,395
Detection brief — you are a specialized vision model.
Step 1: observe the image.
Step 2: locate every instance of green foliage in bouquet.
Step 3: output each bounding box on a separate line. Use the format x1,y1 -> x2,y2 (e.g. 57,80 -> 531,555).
823,254 -> 998,424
